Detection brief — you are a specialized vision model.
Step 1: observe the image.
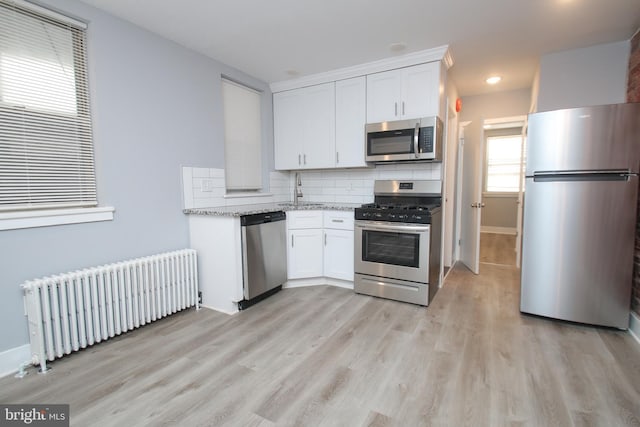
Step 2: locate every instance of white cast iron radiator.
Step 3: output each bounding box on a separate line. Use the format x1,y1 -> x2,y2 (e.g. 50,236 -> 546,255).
21,249 -> 199,371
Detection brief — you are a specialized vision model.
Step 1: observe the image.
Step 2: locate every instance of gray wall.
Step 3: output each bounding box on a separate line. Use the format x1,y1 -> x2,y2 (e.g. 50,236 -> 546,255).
481,195 -> 518,229
537,40 -> 630,112
0,0 -> 273,353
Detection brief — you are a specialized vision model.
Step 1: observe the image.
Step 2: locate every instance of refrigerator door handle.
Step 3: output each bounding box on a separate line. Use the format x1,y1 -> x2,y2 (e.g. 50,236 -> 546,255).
531,169 -> 637,182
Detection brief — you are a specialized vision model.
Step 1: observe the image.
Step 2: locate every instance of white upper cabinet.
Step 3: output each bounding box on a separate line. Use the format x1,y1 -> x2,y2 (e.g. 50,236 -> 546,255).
366,62 -> 441,123
274,82 -> 335,170
365,69 -> 403,123
335,77 -> 367,168
273,47 -> 450,170
273,89 -> 301,170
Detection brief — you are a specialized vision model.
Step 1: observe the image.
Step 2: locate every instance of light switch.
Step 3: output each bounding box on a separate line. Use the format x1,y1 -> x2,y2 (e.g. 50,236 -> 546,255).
201,179 -> 214,192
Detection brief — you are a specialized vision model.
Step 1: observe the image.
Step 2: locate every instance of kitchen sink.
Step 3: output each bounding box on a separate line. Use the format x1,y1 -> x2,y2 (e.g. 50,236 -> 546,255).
277,202 -> 324,207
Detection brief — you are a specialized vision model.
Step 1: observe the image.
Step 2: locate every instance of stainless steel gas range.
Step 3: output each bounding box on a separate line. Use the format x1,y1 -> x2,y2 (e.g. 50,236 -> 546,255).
354,180 -> 442,306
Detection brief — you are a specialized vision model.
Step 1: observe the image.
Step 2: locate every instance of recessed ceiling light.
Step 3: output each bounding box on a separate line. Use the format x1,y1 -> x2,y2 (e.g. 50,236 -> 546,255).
389,43 -> 406,53
486,76 -> 502,85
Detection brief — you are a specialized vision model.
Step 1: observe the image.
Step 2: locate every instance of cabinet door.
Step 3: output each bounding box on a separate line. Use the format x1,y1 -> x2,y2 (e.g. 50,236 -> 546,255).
302,83 -> 336,169
335,77 -> 367,168
366,69 -> 402,123
274,89 -> 304,170
401,62 -> 440,120
287,229 -> 323,279
323,229 -> 354,281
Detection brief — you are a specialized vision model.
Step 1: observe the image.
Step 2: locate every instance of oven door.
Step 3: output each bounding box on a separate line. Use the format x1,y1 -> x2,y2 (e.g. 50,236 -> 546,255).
354,220 -> 430,283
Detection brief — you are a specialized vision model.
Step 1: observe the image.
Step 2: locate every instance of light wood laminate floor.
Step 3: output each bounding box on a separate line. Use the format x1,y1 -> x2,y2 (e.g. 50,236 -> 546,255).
1,264 -> 639,426
480,232 -> 517,266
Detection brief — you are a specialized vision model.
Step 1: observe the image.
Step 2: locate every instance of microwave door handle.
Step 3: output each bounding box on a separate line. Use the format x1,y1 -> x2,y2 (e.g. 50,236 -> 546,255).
414,123 -> 420,158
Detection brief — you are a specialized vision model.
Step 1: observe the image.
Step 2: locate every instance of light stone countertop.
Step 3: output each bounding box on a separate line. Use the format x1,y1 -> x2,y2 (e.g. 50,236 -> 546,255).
183,202 -> 361,217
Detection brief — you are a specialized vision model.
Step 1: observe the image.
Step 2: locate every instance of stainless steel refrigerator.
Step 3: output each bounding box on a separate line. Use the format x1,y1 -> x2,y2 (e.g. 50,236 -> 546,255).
520,103 -> 640,329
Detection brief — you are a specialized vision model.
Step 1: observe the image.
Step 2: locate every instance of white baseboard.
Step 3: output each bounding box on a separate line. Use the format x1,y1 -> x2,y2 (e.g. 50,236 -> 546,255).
630,312 -> 640,346
200,304 -> 239,316
481,226 -> 517,235
0,344 -> 31,378
284,277 -> 354,290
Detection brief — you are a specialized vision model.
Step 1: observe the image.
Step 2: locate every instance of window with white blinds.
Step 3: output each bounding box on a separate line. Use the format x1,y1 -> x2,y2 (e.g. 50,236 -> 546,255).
0,0 -> 96,212
222,78 -> 262,191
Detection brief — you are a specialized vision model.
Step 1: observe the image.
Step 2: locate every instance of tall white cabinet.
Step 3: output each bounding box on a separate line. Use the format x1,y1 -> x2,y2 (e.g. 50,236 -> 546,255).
335,77 -> 367,168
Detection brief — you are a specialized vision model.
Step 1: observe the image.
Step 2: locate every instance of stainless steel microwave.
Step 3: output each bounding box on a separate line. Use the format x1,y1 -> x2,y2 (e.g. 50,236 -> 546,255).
365,116 -> 442,163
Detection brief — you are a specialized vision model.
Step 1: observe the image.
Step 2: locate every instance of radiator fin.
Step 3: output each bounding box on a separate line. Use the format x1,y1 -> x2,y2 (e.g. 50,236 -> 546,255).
22,249 -> 199,371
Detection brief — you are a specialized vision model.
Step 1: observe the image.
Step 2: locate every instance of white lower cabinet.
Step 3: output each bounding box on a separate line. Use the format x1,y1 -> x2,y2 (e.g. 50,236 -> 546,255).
323,228 -> 354,281
323,211 -> 354,281
287,210 -> 324,279
287,228 -> 324,279
286,210 -> 354,283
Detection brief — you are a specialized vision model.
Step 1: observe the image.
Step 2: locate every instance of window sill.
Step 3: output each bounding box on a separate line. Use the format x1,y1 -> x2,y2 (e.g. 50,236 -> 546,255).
224,192 -> 273,199
0,207 -> 115,231
482,192 -> 519,198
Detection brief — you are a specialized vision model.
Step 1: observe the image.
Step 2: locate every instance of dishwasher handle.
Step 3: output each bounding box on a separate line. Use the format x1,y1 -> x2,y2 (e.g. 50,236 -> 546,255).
240,211 -> 286,226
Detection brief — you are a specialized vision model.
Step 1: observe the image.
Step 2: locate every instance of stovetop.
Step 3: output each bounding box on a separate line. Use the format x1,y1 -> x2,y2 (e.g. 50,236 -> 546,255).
354,180 -> 443,224
355,202 -> 441,224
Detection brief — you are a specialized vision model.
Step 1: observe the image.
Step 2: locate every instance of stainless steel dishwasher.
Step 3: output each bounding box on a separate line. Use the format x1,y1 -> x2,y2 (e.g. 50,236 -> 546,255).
238,211 -> 287,310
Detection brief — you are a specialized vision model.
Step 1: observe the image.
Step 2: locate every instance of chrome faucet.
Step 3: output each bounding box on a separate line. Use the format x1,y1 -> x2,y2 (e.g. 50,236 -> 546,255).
294,172 -> 303,205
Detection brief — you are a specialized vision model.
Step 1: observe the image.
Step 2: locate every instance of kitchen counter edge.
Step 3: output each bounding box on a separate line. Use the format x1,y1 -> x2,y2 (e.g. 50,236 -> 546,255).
183,202 -> 360,217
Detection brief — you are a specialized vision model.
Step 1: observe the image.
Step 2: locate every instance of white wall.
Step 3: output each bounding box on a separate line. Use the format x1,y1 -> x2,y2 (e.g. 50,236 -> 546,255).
0,0 -> 273,354
461,89 -> 532,123
537,40 -> 630,112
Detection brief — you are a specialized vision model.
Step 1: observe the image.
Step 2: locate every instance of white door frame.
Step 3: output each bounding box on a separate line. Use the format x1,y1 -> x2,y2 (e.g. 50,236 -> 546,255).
453,122 -> 469,264
483,115 -> 528,266
443,104 -> 459,271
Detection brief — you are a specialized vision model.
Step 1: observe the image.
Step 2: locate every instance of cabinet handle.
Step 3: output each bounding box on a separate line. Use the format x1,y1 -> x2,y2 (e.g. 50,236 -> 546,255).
298,154 -> 301,165
402,101 -> 405,115
303,154 -> 307,165
291,235 -> 294,247
336,152 -> 339,164
332,219 -> 344,223
324,233 -> 327,246
395,102 -> 398,116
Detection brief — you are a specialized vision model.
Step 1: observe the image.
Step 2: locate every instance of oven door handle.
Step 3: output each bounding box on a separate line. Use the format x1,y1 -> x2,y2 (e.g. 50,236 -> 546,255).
355,222 -> 430,233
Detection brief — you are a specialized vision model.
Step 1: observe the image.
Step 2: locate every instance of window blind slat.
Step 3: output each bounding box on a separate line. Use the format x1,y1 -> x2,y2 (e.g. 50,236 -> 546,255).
0,0 -> 96,212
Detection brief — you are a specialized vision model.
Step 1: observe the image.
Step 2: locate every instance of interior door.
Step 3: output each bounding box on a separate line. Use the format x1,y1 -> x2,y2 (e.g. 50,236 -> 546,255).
459,120 -> 484,274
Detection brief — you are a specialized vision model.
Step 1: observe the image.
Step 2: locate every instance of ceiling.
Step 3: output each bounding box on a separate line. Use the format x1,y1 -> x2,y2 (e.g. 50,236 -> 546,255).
78,0 -> 640,96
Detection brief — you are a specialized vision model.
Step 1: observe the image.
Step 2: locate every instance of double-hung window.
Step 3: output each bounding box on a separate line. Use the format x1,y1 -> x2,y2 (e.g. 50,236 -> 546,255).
0,0 -> 97,214
484,129 -> 525,193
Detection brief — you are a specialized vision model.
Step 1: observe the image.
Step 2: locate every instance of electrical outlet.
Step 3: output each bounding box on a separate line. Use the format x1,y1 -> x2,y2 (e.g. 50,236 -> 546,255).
201,178 -> 214,192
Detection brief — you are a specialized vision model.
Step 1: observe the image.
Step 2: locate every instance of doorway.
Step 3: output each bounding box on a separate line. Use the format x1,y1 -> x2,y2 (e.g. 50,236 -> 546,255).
479,119 -> 526,267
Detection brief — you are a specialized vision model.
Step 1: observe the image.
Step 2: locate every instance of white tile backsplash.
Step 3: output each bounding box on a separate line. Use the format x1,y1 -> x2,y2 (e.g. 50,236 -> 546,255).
296,163 -> 442,204
182,167 -> 292,209
182,162 -> 443,209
